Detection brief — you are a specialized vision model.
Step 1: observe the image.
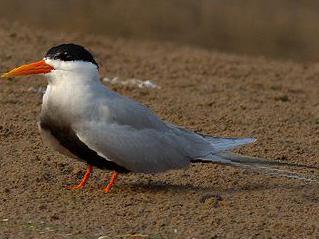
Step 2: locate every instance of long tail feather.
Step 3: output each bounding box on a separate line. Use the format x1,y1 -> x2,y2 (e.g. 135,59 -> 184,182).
218,152 -> 319,169
194,152 -> 319,183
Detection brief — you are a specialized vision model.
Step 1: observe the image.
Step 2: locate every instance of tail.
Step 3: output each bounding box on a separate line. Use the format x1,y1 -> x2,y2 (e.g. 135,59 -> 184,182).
194,136 -> 319,183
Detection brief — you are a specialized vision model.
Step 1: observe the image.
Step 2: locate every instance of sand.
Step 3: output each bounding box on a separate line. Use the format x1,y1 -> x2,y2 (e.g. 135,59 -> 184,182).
0,21 -> 319,238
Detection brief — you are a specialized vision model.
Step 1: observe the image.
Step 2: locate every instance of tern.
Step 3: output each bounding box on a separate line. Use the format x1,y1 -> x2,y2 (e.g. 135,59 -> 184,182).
2,44 -> 317,192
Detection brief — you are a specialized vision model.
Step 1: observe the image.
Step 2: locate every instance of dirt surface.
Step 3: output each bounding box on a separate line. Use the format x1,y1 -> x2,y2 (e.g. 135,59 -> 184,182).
0,21 -> 319,239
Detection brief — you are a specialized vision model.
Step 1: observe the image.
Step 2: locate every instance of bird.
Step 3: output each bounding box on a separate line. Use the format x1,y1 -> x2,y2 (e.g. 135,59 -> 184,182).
2,43 -> 317,192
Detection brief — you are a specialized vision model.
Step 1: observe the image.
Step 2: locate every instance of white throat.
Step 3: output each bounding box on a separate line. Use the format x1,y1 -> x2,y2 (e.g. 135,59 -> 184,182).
44,58 -> 100,85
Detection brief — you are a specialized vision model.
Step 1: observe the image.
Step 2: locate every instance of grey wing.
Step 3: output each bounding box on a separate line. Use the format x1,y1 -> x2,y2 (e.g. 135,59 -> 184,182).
74,119 -> 255,173
75,93 -> 195,173
74,93 -> 255,173
75,122 -> 191,173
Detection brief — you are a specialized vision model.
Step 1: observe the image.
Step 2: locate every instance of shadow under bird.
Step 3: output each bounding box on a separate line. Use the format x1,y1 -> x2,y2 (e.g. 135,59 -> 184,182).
2,44 -> 317,192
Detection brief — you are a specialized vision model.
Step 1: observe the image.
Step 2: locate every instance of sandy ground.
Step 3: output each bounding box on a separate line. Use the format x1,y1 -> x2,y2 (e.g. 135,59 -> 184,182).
0,21 -> 319,238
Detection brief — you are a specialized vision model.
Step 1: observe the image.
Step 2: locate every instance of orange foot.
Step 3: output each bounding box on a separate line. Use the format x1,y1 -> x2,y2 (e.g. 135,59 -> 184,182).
66,165 -> 93,190
103,171 -> 119,193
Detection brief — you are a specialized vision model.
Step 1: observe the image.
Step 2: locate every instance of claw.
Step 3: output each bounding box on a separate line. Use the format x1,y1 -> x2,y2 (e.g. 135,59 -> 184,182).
65,165 -> 93,190
103,171 -> 119,193
65,184 -> 85,190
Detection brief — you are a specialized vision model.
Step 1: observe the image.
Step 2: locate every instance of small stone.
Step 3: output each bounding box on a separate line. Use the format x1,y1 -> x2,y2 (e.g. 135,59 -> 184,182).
275,95 -> 289,102
51,214 -> 59,220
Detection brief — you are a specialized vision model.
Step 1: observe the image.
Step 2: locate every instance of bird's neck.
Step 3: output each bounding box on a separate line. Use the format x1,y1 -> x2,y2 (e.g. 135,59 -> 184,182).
42,69 -> 106,122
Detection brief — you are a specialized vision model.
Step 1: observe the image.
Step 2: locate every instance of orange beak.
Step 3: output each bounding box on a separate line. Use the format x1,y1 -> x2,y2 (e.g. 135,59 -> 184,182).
1,60 -> 54,78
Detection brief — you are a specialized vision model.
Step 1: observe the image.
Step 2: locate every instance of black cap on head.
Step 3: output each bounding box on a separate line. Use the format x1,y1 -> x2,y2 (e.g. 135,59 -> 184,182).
45,43 -> 98,68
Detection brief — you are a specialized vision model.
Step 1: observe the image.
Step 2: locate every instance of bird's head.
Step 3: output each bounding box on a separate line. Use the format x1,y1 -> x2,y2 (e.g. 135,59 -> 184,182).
1,43 -> 99,82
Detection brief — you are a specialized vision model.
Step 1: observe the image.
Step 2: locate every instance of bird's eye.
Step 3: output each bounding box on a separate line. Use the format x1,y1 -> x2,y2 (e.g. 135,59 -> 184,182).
56,51 -> 71,61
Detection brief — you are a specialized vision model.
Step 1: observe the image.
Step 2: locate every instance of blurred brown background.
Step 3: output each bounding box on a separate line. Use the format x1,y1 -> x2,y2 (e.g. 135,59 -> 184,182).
0,0 -> 319,62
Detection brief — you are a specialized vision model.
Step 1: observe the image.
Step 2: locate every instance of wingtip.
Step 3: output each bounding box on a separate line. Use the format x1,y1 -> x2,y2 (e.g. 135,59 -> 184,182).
238,137 -> 257,145
248,138 -> 257,143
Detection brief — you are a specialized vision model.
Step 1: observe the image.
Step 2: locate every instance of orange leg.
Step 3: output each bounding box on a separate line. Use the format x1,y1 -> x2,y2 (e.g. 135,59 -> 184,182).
103,171 -> 119,193
67,165 -> 93,190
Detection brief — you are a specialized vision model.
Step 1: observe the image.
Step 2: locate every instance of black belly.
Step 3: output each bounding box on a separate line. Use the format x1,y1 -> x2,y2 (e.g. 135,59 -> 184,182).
39,117 -> 129,173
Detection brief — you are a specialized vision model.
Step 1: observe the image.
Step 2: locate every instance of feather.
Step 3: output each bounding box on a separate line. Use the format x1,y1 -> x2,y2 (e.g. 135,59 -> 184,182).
195,151 -> 319,183
201,136 -> 256,151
